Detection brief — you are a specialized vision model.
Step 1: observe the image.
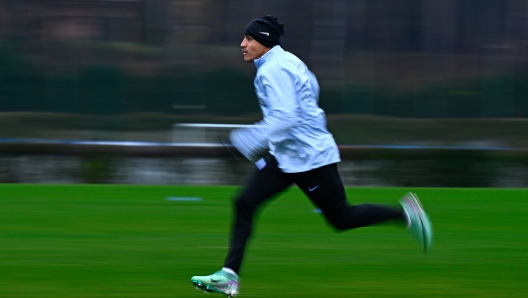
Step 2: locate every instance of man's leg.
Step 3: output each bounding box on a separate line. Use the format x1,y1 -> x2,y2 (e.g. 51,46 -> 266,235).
294,163 -> 404,230
294,163 -> 433,252
192,156 -> 292,296
223,156 -> 293,274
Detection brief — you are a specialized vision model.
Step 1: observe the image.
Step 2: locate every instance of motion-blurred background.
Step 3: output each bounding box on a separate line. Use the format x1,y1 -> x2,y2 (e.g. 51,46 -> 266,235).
1,0 -> 527,186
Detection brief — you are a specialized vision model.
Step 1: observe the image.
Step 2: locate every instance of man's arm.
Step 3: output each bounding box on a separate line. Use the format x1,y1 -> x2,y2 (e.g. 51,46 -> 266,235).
230,67 -> 300,161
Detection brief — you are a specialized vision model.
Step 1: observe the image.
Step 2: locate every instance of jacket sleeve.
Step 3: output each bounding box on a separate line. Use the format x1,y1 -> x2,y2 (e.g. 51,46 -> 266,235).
230,66 -> 301,161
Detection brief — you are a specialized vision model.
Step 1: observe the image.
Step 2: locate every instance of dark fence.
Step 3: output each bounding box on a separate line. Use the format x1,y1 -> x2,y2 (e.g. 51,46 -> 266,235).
2,0 -> 528,119
2,55 -> 528,118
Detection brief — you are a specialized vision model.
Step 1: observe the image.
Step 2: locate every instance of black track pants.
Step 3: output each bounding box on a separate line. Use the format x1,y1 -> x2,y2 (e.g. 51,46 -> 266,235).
223,155 -> 404,274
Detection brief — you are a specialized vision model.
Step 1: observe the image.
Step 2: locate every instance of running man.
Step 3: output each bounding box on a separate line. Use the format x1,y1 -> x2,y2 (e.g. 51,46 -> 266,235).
191,15 -> 433,297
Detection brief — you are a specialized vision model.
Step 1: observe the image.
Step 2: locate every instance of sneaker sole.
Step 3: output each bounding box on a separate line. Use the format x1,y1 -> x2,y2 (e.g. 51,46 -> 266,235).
407,193 -> 433,253
192,279 -> 238,297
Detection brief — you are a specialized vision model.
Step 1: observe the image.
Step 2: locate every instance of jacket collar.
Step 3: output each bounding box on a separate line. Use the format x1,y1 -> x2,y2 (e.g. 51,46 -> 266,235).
254,45 -> 282,69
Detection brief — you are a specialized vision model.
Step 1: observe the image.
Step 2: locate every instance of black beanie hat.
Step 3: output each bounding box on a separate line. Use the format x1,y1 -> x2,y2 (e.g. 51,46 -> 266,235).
244,15 -> 285,48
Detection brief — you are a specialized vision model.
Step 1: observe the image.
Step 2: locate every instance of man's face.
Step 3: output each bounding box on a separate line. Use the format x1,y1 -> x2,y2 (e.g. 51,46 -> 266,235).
241,35 -> 269,62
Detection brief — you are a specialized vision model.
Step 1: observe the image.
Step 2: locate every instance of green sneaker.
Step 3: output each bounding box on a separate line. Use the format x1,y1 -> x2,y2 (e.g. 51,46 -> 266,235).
400,192 -> 433,253
191,270 -> 239,297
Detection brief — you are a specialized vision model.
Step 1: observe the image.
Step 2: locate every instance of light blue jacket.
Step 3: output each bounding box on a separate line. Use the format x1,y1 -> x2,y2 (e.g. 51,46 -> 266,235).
230,46 -> 340,173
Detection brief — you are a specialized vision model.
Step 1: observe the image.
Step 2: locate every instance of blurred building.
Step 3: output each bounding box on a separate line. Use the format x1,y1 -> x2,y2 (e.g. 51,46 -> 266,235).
0,0 -> 527,117
2,1 -> 527,66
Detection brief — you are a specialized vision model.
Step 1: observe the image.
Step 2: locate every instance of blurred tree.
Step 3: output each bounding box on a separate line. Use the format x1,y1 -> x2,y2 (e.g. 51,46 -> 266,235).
310,0 -> 347,116
0,0 -> 527,118
144,0 -> 170,45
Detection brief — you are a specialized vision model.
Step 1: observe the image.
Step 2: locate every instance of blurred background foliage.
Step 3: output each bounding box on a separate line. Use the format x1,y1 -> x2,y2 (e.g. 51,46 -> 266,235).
0,0 -> 527,147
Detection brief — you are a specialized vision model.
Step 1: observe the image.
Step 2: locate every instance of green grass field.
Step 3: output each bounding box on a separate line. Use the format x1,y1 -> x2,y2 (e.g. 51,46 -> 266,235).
0,185 -> 527,297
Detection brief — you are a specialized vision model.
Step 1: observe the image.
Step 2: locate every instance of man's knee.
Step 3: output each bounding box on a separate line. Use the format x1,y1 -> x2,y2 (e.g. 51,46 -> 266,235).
322,209 -> 349,231
328,217 -> 349,231
233,194 -> 258,213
